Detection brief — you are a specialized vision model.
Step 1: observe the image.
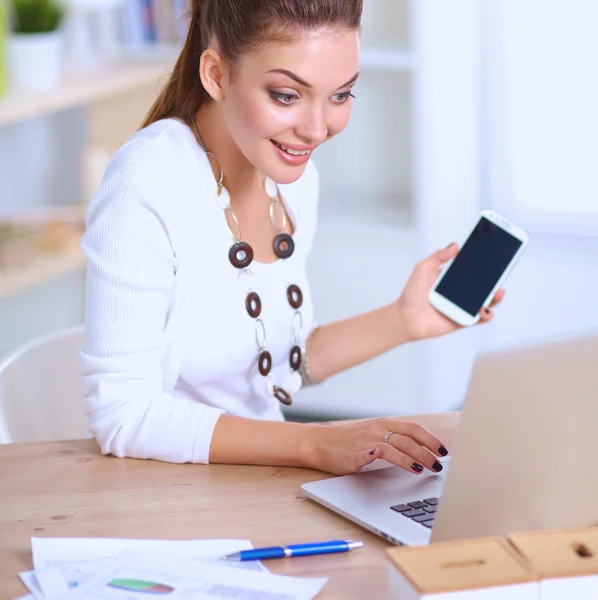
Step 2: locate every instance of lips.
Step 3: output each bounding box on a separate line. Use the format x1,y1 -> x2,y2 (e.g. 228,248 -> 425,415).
270,140 -> 314,166
272,140 -> 313,156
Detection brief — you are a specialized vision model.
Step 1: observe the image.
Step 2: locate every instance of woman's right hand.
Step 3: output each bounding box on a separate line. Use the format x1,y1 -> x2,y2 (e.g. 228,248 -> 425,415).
306,417 -> 448,476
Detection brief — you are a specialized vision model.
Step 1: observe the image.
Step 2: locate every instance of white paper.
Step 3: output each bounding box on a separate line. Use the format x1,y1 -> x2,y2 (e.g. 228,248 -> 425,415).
18,572 -> 43,600
58,553 -> 328,600
34,568 -> 70,598
19,568 -> 69,600
23,538 -> 266,598
31,537 -> 260,571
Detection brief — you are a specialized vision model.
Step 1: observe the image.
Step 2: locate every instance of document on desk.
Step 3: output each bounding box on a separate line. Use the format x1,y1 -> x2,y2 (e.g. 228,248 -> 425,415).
56,553 -> 328,600
20,538 -> 267,600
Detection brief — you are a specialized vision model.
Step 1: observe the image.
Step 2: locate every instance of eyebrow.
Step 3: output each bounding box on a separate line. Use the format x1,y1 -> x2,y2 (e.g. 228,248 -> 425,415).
267,68 -> 360,89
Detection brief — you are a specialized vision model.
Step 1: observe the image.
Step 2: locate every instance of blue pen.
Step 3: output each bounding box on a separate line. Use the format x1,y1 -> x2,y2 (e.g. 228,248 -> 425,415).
221,540 -> 363,561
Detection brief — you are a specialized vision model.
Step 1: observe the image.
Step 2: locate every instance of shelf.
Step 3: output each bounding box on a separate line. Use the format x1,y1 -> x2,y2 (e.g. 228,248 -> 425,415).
0,241 -> 86,300
360,48 -> 414,71
0,59 -> 174,128
0,205 -> 87,299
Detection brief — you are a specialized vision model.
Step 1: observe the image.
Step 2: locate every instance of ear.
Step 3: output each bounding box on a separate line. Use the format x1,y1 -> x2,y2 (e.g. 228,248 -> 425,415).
199,48 -> 229,102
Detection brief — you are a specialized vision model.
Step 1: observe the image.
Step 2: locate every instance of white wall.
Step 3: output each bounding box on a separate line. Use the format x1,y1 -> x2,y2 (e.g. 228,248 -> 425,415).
478,0 -> 598,356
484,0 -> 598,231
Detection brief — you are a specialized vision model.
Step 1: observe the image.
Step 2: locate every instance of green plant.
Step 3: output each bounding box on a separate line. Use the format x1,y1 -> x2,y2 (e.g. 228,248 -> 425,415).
11,0 -> 65,34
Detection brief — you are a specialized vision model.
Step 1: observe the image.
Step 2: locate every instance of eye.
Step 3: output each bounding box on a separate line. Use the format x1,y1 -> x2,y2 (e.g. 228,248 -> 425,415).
331,92 -> 356,104
269,91 -> 299,105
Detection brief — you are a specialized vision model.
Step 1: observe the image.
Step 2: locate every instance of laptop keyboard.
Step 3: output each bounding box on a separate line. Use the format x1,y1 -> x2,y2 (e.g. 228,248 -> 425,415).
390,497 -> 440,529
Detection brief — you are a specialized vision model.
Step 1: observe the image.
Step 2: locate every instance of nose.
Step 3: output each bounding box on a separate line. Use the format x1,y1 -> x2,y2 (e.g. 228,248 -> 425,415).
295,104 -> 329,145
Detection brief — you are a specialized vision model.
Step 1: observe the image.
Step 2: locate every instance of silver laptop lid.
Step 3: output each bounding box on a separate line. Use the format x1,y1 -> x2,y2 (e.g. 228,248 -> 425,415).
432,331 -> 598,542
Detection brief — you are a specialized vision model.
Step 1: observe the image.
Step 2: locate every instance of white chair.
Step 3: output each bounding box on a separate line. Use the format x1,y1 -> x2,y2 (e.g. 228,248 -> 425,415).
0,325 -> 90,443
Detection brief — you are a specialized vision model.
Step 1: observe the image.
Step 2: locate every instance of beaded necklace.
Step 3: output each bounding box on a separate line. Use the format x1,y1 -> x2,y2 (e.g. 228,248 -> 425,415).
191,118 -> 303,405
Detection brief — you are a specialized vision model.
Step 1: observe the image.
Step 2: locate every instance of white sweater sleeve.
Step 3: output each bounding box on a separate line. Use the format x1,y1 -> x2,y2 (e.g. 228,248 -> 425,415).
80,135 -> 224,464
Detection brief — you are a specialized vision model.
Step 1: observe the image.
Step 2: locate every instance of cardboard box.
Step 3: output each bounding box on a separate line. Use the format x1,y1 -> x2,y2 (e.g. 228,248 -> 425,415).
387,537 -> 538,599
510,527 -> 598,599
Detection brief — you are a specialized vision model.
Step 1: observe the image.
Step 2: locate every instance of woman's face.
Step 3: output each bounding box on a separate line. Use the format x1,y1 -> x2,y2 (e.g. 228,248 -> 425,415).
221,28 -> 360,185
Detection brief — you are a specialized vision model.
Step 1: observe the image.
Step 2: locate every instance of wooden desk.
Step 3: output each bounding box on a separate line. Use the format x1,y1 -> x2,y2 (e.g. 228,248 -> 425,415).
0,413 -> 459,599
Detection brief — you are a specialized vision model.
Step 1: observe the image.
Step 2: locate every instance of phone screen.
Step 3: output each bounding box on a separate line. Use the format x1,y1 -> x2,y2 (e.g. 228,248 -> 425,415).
435,217 -> 523,317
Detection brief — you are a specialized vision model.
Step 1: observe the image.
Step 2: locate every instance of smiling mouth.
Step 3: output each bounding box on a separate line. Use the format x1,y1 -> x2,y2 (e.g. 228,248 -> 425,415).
272,140 -> 312,156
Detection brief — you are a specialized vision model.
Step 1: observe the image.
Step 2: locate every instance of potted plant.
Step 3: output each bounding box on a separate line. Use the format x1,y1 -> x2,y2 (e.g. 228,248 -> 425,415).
7,0 -> 66,91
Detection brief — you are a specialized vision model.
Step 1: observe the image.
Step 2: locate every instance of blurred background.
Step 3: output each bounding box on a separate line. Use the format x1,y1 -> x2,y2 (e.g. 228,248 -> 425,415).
0,0 -> 596,425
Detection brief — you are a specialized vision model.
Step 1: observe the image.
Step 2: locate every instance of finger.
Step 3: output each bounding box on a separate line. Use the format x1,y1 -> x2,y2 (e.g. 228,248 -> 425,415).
385,419 -> 448,458
387,434 -> 444,474
415,243 -> 459,274
478,307 -> 495,324
373,443 -> 427,475
489,289 -> 505,307
356,447 -> 381,471
433,242 -> 459,264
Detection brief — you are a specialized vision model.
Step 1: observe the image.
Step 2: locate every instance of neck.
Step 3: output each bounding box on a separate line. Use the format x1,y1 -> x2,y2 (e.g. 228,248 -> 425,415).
194,103 -> 264,197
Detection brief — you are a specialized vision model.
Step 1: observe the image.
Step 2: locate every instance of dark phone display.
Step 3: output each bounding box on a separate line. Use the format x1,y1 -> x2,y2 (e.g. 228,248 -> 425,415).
436,217 -> 523,317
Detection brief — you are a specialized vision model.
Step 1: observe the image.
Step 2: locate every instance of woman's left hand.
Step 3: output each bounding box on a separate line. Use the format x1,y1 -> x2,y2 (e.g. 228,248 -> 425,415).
396,243 -> 505,342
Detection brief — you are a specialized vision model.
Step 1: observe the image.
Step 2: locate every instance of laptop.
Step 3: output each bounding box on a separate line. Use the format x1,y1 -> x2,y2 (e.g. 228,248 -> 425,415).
302,332 -> 598,546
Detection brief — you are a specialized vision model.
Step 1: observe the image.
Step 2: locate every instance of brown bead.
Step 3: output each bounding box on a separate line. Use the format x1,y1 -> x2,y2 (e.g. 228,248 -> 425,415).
258,351 -> 272,376
245,292 -> 262,318
274,386 -> 292,406
229,242 -> 254,269
287,284 -> 303,309
289,345 -> 302,371
273,234 -> 295,259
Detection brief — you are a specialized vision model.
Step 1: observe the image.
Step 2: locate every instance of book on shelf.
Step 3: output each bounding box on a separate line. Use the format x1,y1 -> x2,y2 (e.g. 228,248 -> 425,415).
0,0 -> 6,97
120,0 -> 189,52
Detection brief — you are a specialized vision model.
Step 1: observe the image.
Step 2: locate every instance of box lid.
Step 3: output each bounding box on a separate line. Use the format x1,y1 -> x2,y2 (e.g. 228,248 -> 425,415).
387,537 -> 537,594
510,527 -> 598,578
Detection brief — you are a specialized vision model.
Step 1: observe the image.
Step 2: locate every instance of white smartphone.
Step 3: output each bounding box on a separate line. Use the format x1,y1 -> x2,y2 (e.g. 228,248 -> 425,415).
428,209 -> 529,327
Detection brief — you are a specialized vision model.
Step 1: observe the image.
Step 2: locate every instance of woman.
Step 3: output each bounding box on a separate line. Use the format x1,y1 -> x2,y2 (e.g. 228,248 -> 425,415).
81,0 -> 502,476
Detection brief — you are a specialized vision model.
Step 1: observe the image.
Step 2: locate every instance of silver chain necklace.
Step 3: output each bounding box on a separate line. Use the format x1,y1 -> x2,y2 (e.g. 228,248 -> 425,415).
191,117 -> 303,405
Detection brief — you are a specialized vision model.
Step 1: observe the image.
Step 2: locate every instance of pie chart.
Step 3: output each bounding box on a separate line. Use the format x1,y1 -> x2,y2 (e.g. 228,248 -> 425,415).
107,579 -> 175,594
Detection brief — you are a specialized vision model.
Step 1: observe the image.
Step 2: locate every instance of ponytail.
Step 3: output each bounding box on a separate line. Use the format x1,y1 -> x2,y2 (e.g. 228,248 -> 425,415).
141,1 -> 210,129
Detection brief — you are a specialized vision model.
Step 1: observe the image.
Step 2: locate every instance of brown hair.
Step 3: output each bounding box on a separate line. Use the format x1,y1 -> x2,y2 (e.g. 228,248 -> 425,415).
141,0 -> 362,129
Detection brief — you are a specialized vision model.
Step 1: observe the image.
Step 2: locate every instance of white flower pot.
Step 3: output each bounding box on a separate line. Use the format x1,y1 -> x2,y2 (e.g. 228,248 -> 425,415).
7,31 -> 64,92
